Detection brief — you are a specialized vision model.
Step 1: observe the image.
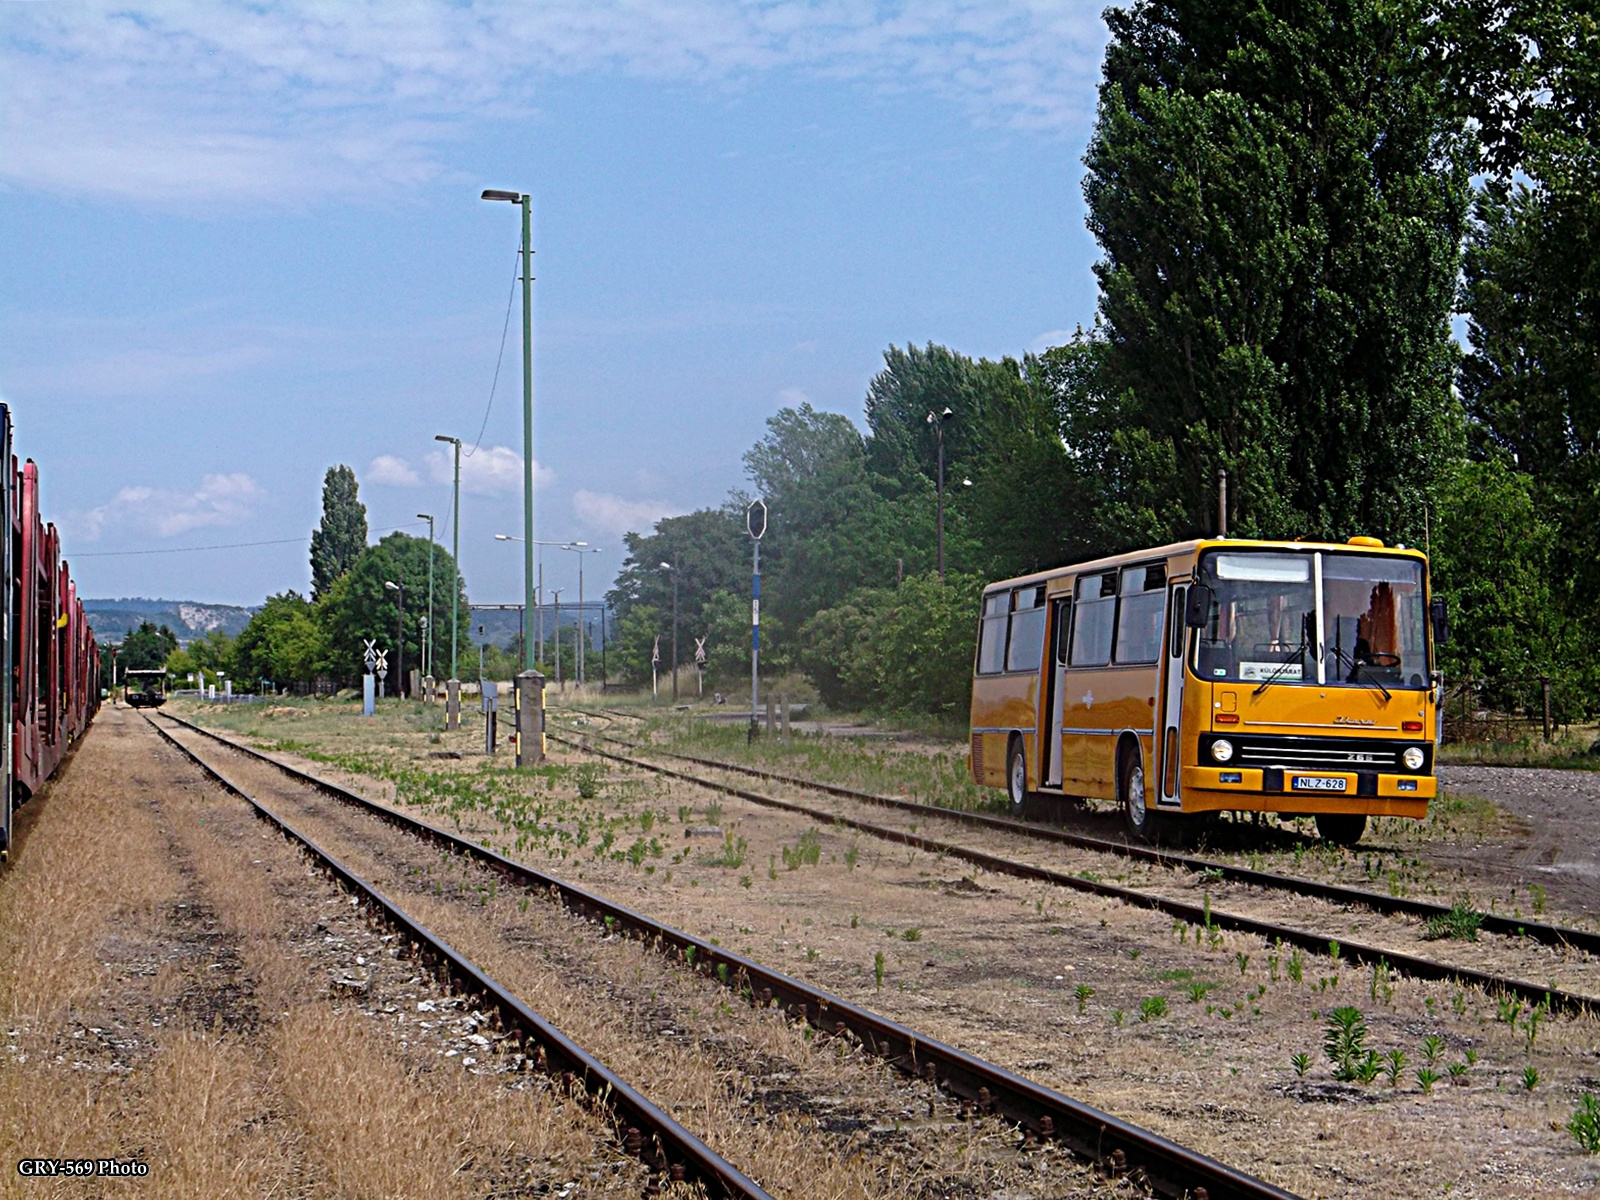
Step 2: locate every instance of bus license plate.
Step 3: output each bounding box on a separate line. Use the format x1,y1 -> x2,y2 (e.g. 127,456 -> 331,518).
1292,776 -> 1347,792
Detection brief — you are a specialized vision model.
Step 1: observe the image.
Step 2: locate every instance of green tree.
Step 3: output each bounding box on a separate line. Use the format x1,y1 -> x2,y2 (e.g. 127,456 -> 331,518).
310,465 -> 368,599
232,592 -> 324,687
1083,0 -> 1471,543
317,533 -> 465,683
116,621 -> 178,671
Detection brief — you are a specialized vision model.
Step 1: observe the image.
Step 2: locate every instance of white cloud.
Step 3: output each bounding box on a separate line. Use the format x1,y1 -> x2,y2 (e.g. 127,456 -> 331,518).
573,489 -> 683,537
425,444 -> 551,497
0,2 -> 1110,205
366,454 -> 421,486
71,472 -> 265,541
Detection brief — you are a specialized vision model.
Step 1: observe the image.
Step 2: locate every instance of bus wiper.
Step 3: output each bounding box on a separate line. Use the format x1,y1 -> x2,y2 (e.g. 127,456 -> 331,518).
1329,644 -> 1392,702
1252,637 -> 1309,696
1253,613 -> 1314,696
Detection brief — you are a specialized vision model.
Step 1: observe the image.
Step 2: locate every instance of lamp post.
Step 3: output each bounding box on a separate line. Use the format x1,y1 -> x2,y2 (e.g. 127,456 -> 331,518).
550,588 -> 563,686
559,542 -> 601,685
926,407 -> 954,578
659,561 -> 679,702
481,187 -> 537,673
418,512 -> 435,678
434,434 -> 462,680
384,580 -> 405,698
496,534 -> 582,667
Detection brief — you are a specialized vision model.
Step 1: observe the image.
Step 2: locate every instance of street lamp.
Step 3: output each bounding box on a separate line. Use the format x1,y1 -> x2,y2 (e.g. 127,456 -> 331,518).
434,434 -> 462,681
384,580 -> 405,698
496,533 -> 581,668
926,407 -> 954,578
550,588 -> 563,686
559,542 -> 601,685
659,561 -> 679,702
417,512 -> 435,678
481,187 -> 537,673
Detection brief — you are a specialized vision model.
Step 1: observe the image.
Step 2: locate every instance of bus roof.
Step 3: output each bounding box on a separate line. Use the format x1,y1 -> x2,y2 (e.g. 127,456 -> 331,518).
981,537 -> 1428,595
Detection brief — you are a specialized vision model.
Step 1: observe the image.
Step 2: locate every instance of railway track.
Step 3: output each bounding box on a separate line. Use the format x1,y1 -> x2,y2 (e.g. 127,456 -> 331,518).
154,710 -> 1296,1200
144,713 -> 770,1200
555,725 -> 1600,1018
574,707 -> 1600,957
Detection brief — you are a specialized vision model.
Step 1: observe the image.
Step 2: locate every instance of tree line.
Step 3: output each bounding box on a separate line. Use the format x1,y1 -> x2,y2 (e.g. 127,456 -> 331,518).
608,0 -> 1600,720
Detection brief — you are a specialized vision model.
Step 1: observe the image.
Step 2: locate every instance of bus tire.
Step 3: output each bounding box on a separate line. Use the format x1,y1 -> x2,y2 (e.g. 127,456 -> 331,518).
1006,737 -> 1028,814
1120,747 -> 1156,843
1315,813 -> 1366,846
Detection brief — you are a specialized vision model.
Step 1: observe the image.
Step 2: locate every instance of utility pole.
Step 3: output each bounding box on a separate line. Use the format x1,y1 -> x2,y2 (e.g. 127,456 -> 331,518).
927,407 -> 953,578
481,188 -> 538,673
659,562 -> 679,702
418,512 -> 435,677
1217,467 -> 1229,537
384,580 -> 405,697
434,434 -> 463,680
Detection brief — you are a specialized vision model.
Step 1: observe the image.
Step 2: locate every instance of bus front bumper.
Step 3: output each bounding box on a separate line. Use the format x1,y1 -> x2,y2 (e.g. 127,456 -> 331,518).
1179,766 -> 1434,817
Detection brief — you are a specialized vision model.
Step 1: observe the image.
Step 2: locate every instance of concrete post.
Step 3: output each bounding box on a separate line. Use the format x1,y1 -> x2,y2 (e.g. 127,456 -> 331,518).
483,681 -> 498,755
781,697 -> 790,743
446,678 -> 461,730
765,694 -> 775,737
515,670 -> 546,766
409,668 -> 420,700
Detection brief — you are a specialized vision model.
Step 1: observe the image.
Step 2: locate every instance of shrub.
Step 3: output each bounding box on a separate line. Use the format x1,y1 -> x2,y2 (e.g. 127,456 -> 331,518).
1323,1007 -> 1369,1081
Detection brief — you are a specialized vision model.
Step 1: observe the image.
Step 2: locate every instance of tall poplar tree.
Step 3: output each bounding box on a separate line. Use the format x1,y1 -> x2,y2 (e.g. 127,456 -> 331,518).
309,465 -> 368,599
1083,0 -> 1472,541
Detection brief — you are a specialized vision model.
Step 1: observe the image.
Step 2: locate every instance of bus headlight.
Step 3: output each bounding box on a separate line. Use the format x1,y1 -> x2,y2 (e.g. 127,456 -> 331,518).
1211,739 -> 1234,764
1402,746 -> 1425,771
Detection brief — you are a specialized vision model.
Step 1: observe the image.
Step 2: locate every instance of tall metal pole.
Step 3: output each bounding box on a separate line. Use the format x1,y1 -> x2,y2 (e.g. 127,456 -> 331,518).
577,552 -> 585,684
670,569 -> 679,702
520,194 -> 536,673
420,513 -> 435,677
395,584 -> 404,697
451,441 -> 461,678
936,427 -> 945,578
751,537 -> 760,726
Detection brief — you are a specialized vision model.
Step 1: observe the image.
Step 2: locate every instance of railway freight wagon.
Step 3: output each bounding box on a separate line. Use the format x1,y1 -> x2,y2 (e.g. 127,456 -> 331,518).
2,404 -> 99,860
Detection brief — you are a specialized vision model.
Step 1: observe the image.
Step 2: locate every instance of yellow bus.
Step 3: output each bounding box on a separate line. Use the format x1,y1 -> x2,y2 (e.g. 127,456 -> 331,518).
968,537 -> 1447,845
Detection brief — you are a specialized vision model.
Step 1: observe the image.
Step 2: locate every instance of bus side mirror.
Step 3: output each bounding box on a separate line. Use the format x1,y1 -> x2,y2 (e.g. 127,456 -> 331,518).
1430,597 -> 1449,645
1184,584 -> 1213,629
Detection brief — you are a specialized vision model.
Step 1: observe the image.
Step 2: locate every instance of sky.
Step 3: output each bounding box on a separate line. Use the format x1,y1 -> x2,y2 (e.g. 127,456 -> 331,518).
0,1 -> 1112,609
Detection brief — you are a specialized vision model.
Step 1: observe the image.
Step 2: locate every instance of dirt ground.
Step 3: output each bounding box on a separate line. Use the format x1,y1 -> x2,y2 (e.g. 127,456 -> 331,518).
172,697 -> 1600,1199
0,705 -> 644,1199
151,709 -> 1129,1200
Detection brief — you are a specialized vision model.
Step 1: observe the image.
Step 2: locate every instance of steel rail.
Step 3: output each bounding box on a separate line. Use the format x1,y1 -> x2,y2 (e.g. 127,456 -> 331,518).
154,711 -> 1295,1200
143,714 -> 772,1200
556,732 -> 1598,1018
570,712 -> 1600,958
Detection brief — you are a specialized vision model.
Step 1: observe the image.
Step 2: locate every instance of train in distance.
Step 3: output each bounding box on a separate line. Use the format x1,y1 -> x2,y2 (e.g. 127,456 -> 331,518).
970,534 -> 1448,848
1,404 -> 101,861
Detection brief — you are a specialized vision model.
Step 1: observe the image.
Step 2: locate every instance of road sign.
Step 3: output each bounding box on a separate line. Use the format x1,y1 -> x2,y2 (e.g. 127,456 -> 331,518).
746,498 -> 767,540
694,636 -> 706,666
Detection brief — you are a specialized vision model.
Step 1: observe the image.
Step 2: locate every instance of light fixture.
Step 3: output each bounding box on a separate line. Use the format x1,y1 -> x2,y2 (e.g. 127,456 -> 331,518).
1211,739 -> 1234,763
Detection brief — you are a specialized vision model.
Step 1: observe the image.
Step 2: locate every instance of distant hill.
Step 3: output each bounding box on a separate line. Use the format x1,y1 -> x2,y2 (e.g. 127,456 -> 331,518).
84,598 -> 257,646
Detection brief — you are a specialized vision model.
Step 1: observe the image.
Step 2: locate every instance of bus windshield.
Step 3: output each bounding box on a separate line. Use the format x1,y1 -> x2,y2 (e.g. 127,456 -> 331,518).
1194,550 -> 1429,689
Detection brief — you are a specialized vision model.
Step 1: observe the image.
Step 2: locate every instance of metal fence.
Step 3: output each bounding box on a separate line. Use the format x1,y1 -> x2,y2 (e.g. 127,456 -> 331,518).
1441,676 -> 1564,744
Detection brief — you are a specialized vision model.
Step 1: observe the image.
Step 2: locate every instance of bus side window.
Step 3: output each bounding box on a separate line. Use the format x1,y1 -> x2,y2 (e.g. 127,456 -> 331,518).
1168,586 -> 1187,658
977,592 -> 1009,674
1113,563 -> 1166,664
1070,573 -> 1117,667
1055,596 -> 1073,666
1007,586 -> 1048,673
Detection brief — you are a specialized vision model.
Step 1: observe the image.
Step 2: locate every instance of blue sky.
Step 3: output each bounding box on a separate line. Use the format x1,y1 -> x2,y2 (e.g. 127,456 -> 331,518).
1,2 -> 1110,608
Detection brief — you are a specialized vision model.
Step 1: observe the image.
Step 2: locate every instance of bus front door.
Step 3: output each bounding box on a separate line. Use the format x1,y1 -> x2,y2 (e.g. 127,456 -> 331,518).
1156,583 -> 1187,808
1045,597 -> 1070,787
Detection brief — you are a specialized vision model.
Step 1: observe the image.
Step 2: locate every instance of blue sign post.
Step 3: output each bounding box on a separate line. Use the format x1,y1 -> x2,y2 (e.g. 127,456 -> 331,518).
747,499 -> 766,737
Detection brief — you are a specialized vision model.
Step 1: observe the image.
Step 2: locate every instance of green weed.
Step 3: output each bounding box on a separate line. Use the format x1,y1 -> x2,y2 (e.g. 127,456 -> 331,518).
1423,902 -> 1483,942
1291,1052 -> 1310,1077
1383,1049 -> 1406,1086
1074,984 -> 1094,1013
1568,1094 -> 1600,1153
1323,1007 -> 1369,1081
1138,996 -> 1168,1022
1416,1067 -> 1441,1094
781,828 -> 823,870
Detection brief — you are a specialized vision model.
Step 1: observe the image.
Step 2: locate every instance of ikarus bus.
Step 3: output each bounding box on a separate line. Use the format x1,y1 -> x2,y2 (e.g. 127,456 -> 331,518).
967,537 -> 1448,845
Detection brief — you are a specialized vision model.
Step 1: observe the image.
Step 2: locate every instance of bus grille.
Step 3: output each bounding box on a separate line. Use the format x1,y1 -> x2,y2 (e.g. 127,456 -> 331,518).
1201,733 -> 1431,773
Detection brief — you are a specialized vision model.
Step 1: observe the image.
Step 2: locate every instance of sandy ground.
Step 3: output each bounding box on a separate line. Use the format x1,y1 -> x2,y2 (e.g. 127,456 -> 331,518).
173,698 -> 1600,1199
153,709 -> 1130,1200
0,706 -> 643,1199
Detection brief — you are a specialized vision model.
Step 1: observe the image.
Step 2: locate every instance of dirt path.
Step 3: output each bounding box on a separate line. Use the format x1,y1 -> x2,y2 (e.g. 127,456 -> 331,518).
155,713 -> 1121,1200
1431,766 -> 1600,918
0,706 -> 634,1199
178,703 -> 1600,1199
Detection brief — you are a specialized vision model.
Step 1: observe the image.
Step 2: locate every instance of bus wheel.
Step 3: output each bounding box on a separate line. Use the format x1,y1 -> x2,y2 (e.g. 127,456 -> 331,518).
1006,738 -> 1028,814
1315,813 -> 1366,846
1120,751 -> 1154,842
